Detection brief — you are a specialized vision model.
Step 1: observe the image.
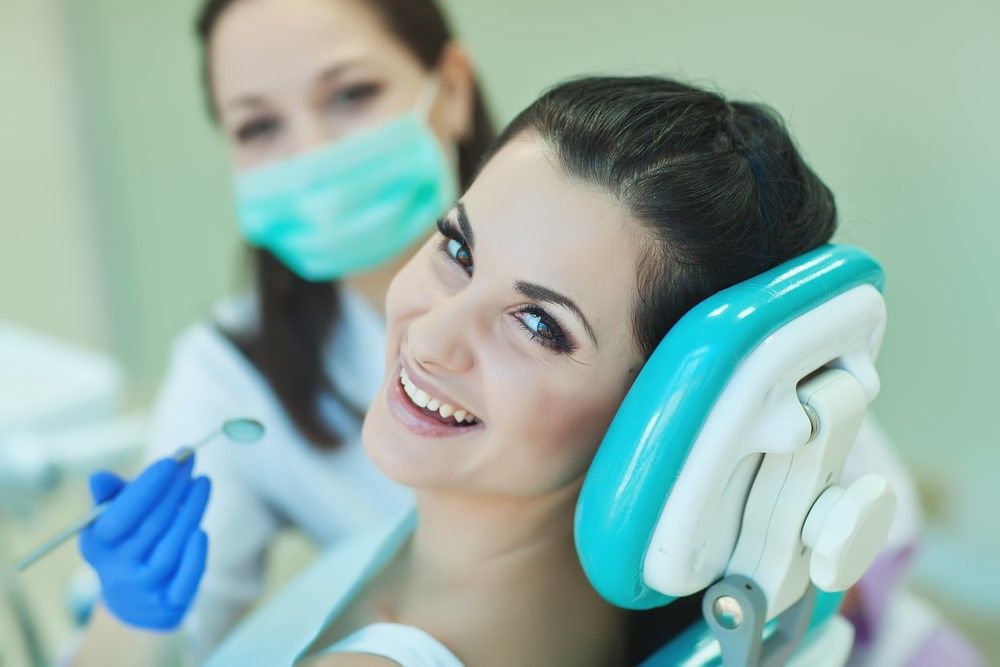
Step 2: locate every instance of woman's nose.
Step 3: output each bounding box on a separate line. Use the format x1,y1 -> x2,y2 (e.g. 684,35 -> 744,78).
406,296 -> 475,375
289,113 -> 332,156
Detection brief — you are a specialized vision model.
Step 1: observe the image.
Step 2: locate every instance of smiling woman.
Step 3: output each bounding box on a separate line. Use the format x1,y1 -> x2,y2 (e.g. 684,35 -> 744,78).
364,139 -> 652,499
283,75 -> 840,665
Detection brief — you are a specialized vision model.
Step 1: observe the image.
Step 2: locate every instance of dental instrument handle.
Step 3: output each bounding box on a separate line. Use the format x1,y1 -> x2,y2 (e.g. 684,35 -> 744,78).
9,418 -> 264,573
10,442 -> 208,573
12,502 -> 112,573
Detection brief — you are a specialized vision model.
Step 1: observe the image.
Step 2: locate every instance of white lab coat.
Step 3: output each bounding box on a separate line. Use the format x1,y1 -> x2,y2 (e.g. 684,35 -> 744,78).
145,287 -> 414,659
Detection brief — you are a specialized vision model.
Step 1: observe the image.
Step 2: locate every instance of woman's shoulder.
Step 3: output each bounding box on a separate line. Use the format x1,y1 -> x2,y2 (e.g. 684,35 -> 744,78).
170,293 -> 255,364
169,288 -> 381,387
146,297 -> 274,459
161,294 -> 270,397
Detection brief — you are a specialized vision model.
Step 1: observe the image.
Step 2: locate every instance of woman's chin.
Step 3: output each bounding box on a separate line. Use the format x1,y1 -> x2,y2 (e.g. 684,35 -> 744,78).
361,398 -> 471,490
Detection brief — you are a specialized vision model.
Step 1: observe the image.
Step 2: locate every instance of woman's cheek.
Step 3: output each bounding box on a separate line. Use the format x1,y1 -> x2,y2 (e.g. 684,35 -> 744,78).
511,382 -> 617,490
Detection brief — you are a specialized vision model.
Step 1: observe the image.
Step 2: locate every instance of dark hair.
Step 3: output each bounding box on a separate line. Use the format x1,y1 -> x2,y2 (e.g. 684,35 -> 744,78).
490,76 -> 837,662
493,76 -> 837,361
195,0 -> 495,447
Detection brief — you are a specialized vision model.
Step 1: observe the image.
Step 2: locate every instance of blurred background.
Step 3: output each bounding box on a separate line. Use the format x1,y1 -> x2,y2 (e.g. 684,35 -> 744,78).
1,0 -> 997,663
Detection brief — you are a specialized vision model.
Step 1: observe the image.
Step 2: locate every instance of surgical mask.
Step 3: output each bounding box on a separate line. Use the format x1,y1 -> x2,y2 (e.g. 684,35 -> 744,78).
234,80 -> 458,281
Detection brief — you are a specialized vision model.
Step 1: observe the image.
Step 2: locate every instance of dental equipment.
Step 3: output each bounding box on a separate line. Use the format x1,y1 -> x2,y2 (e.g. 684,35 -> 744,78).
10,418 -> 264,573
577,245 -> 894,666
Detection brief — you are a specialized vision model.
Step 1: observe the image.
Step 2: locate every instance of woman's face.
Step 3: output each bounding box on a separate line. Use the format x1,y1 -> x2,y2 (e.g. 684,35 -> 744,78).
209,0 -> 472,171
363,135 -> 651,497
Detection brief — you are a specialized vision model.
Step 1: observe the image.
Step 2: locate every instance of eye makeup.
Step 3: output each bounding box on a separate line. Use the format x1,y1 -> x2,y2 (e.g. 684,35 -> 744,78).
513,306 -> 575,353
325,81 -> 383,111
435,215 -> 577,354
437,217 -> 473,275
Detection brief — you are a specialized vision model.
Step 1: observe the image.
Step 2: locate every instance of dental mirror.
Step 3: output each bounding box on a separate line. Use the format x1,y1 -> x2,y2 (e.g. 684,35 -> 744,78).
10,417 -> 265,573
221,418 -> 266,444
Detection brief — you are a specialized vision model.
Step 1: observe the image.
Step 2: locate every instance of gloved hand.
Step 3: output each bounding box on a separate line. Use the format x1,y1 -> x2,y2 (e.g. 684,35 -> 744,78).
79,454 -> 211,631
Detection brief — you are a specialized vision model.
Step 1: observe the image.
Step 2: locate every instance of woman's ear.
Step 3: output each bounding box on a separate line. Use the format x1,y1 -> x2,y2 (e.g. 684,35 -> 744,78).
432,41 -> 476,144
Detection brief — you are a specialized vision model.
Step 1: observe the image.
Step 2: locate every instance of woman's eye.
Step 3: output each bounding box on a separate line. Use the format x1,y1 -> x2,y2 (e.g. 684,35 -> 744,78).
520,311 -> 554,340
328,82 -> 382,110
514,307 -> 572,353
446,238 -> 473,275
235,117 -> 281,143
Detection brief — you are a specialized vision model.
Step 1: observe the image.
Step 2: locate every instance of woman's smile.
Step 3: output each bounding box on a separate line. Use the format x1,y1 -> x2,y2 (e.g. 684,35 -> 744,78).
386,358 -> 485,438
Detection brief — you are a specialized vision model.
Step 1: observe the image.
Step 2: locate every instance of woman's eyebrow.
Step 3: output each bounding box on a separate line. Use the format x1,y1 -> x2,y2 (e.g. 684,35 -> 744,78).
225,95 -> 267,111
317,59 -> 367,83
515,281 -> 598,346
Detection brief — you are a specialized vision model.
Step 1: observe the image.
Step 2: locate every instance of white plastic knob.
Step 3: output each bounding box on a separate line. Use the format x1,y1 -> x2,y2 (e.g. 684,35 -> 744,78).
801,474 -> 896,591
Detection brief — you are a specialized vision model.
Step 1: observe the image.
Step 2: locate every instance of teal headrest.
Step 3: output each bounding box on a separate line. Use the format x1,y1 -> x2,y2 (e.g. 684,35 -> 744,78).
574,245 -> 885,610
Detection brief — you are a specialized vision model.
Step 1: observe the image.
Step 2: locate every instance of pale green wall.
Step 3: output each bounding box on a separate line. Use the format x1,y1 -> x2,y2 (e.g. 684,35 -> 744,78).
64,0 -> 243,398
0,0 -> 109,350
63,0 -> 998,479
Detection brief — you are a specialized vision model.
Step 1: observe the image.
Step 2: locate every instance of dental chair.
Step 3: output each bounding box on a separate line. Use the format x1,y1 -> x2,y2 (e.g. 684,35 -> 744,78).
576,244 -> 894,666
207,244 -> 893,667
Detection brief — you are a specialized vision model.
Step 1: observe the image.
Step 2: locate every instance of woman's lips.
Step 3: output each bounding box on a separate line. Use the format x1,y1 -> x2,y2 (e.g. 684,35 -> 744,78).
386,365 -> 484,439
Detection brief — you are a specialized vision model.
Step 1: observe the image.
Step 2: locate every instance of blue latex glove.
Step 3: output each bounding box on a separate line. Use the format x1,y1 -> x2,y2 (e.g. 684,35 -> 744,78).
79,454 -> 211,630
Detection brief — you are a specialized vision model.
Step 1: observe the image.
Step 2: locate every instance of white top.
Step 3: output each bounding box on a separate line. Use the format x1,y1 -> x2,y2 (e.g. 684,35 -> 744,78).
145,287 -> 414,659
322,623 -> 464,666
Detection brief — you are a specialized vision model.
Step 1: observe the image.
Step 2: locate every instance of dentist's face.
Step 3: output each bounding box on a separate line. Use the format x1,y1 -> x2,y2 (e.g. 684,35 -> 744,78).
363,136 -> 649,496
208,0 -> 471,170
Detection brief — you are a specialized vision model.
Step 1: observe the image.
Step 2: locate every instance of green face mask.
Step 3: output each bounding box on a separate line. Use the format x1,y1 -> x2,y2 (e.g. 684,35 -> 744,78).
234,81 -> 458,282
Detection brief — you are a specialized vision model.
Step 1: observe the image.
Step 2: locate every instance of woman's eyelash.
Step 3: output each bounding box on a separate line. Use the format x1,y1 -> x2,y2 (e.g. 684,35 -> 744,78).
436,216 -> 461,242
329,82 -> 382,107
436,217 -> 473,274
514,306 -> 575,354
236,117 -> 281,143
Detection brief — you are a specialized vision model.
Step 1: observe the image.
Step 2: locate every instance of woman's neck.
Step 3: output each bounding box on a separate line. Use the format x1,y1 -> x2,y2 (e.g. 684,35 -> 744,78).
410,485 -> 580,584
392,483 -> 626,665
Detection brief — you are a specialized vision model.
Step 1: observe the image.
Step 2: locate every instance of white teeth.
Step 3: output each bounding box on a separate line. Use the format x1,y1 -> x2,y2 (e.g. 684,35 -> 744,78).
413,389 -> 431,408
399,368 -> 478,424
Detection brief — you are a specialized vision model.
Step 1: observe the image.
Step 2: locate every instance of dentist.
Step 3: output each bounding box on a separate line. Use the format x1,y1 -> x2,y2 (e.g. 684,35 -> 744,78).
74,0 -> 494,661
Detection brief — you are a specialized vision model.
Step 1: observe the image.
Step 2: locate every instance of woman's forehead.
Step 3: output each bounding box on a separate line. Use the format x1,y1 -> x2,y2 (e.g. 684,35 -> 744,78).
464,137 -> 630,238
210,0 -> 402,101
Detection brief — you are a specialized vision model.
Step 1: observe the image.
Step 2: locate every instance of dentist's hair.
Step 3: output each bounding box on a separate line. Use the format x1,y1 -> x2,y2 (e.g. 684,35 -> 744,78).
194,0 -> 495,447
492,76 -> 837,360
